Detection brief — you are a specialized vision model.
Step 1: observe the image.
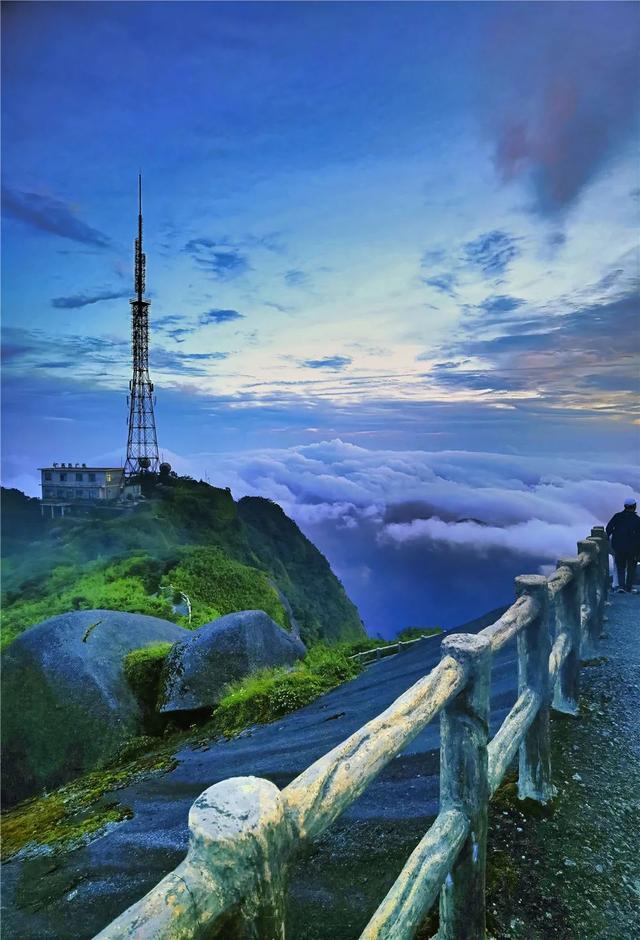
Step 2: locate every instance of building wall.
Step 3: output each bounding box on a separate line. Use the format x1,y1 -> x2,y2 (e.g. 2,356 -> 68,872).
40,468 -> 125,504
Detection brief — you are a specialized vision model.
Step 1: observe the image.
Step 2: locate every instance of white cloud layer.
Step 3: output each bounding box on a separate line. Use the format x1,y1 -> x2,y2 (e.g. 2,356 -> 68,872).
192,439 -> 638,562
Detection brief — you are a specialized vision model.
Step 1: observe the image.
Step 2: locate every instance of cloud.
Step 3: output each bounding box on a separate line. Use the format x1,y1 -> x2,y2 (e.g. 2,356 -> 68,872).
1,327 -> 129,374
2,187 -> 111,247
154,315 -> 186,329
421,248 -> 448,268
480,295 -> 524,317
486,4 -> 640,214
51,289 -> 131,309
172,439 -> 638,633
191,439 -> 640,543
464,230 -> 520,278
151,348 -> 228,375
302,356 -> 352,370
422,274 -> 457,296
199,308 -> 244,325
433,286 -> 640,409
184,238 -> 250,279
284,269 -> 310,288
166,328 -> 194,343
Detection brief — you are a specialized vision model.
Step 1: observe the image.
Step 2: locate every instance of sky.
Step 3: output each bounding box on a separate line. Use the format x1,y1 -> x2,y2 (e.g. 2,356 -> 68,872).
2,2 -> 639,633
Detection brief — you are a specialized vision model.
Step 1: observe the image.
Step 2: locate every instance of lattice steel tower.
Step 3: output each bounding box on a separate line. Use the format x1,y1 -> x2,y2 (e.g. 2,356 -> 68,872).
124,175 -> 160,476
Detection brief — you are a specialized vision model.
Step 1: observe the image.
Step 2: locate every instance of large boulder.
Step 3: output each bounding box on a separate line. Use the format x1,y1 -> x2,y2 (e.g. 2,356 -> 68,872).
160,609 -> 306,713
1,610 -> 188,806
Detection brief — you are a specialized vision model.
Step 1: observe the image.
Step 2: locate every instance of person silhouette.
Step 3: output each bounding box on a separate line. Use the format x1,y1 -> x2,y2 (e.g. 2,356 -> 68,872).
606,497 -> 640,594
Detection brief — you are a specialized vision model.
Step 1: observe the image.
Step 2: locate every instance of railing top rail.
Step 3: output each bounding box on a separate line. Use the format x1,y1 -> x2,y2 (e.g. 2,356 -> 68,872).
548,565 -> 574,598
349,633 -> 436,661
282,654 -> 466,842
478,593 -> 538,652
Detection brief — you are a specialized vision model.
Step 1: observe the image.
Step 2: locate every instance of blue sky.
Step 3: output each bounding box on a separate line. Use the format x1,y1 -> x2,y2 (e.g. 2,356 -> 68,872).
2,2 -> 639,630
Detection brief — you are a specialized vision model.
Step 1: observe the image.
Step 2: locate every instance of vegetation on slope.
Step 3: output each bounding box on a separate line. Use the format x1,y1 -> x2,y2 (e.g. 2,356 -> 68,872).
3,640 -> 368,860
213,644 -> 362,736
0,477 -> 363,647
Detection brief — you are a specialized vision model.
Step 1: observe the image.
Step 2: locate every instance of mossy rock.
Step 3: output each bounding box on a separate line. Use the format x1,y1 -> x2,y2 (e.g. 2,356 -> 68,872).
160,610 -> 306,713
1,610 -> 187,806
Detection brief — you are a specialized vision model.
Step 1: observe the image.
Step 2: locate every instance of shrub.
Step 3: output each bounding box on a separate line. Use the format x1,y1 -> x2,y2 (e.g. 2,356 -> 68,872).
213,644 -> 361,737
123,642 -> 174,731
1,555 -> 175,648
165,547 -> 288,629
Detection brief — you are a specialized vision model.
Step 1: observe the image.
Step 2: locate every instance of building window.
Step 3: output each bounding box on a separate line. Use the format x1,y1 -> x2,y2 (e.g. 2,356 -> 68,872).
76,472 -> 83,482
44,471 -> 52,481
43,487 -> 54,499
75,489 -> 84,499
106,473 -> 112,483
56,487 -> 67,498
59,473 -> 67,481
88,473 -> 96,482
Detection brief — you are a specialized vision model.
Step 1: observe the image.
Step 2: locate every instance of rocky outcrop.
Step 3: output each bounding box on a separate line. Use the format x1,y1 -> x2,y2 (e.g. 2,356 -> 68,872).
1,610 -> 187,805
160,610 -> 307,713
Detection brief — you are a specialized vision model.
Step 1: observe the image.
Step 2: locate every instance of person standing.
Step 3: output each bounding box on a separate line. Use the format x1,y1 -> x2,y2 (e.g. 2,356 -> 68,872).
606,497 -> 640,594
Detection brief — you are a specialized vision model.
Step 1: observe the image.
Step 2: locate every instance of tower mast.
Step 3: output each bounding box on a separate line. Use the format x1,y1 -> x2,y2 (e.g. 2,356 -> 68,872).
124,174 -> 160,476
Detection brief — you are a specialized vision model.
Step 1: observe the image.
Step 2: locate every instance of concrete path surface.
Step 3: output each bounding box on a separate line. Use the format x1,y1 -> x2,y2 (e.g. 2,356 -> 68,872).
485,590 -> 640,939
2,596 -> 638,939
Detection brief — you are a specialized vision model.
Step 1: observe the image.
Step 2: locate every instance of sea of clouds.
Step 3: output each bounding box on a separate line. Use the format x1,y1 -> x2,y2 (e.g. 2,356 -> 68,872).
165,440 -> 638,636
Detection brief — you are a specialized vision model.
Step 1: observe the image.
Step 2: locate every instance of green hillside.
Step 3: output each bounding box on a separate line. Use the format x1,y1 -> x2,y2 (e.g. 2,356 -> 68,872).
0,478 -> 364,648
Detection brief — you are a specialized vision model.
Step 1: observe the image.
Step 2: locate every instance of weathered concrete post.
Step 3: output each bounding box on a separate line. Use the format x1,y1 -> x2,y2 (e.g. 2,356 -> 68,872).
551,561 -> 581,716
590,526 -> 609,594
94,777 -> 292,940
186,777 -> 292,940
588,528 -> 609,622
515,575 -> 555,803
577,540 -> 600,657
438,633 -> 491,940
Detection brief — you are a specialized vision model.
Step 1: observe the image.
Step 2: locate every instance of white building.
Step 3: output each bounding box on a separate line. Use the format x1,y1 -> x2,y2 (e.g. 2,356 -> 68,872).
39,464 -> 140,517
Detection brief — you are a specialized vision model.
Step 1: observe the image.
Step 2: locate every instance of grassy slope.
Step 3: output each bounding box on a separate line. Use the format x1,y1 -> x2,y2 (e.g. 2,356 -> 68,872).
0,478 -> 364,648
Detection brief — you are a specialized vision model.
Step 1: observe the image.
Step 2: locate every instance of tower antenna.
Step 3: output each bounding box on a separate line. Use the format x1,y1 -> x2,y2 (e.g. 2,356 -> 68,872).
124,174 -> 160,477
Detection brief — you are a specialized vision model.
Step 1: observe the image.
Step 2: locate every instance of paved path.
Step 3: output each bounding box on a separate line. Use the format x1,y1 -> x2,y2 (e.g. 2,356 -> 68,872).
487,590 -> 640,939
2,597 -> 638,939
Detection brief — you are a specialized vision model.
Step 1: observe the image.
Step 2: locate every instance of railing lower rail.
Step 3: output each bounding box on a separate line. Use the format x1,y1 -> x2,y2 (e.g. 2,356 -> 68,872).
94,526 -> 610,939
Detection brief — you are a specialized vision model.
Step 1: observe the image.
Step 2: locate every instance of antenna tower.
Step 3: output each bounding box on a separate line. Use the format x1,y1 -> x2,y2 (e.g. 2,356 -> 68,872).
124,175 -> 160,476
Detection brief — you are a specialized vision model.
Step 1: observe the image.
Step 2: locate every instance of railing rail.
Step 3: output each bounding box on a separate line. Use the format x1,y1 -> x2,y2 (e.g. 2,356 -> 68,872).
95,526 -> 609,940
349,633 -> 439,664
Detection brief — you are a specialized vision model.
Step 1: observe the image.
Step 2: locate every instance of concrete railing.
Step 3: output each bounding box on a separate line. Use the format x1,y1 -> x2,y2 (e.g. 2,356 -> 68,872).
349,633 -> 439,665
94,526 -> 609,940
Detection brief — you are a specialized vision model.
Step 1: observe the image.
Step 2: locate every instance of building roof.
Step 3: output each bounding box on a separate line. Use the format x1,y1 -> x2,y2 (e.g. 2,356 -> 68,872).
38,466 -> 124,472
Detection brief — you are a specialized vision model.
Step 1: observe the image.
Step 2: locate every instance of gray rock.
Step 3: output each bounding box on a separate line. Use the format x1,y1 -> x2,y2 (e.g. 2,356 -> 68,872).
1,610 -> 187,805
160,610 -> 306,713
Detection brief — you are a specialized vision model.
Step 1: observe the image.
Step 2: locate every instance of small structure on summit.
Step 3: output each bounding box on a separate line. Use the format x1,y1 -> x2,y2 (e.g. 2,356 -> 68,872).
39,464 -> 132,518
39,176 -> 161,516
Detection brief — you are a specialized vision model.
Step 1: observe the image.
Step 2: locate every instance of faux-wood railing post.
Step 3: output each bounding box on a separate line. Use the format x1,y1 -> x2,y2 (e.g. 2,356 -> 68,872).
185,777 -> 292,940
94,776 -> 292,940
588,528 -> 609,621
552,560 -> 581,715
515,575 -> 554,803
438,633 -> 491,940
577,540 -> 599,657
590,526 -> 609,595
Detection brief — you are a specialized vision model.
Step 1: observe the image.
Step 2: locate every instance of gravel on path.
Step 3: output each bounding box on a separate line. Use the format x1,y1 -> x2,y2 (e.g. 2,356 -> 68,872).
485,591 -> 640,939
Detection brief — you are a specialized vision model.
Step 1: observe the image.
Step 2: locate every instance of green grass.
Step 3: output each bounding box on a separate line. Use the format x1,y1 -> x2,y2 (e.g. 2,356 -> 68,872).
1,478 -> 364,647
123,642 -> 174,730
165,546 -> 286,629
0,747 -> 177,862
213,644 -> 362,737
0,555 -> 174,648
